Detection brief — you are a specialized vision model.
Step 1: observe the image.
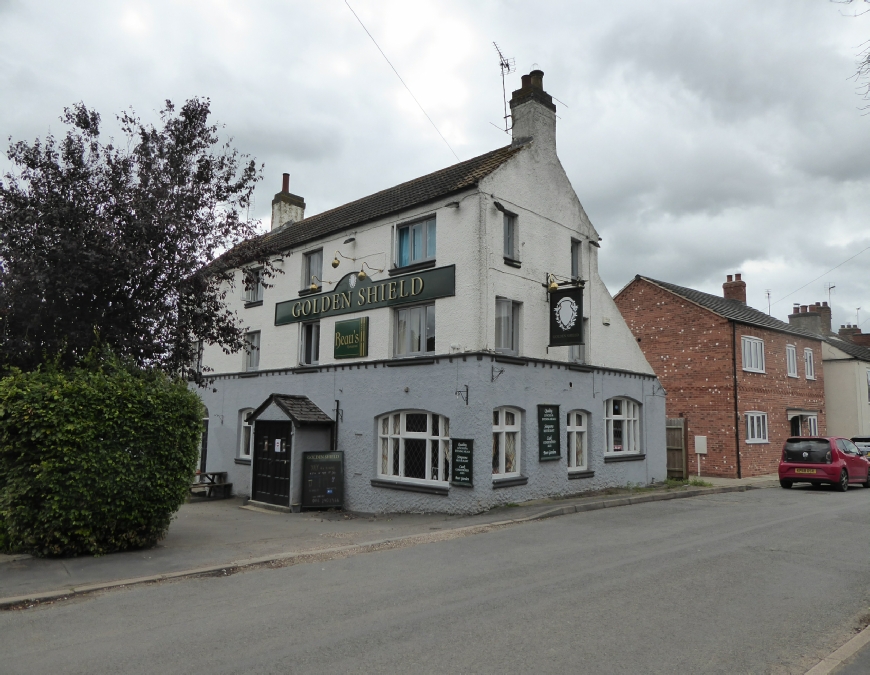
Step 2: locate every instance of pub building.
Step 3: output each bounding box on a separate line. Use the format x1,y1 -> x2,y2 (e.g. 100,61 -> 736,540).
196,70 -> 666,513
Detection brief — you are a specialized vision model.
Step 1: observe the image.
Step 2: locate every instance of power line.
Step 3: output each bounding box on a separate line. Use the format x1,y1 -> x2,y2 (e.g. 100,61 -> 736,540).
771,245 -> 870,306
344,1 -> 460,162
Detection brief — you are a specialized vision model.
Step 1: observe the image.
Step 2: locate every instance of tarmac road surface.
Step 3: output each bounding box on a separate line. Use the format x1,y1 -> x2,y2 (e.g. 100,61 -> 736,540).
2,486 -> 868,674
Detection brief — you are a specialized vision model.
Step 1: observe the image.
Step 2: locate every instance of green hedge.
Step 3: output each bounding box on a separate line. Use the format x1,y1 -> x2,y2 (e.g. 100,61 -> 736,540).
0,364 -> 202,557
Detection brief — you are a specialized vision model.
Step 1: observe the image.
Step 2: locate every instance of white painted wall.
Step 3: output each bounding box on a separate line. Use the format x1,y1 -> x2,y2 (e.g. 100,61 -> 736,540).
822,342 -> 870,437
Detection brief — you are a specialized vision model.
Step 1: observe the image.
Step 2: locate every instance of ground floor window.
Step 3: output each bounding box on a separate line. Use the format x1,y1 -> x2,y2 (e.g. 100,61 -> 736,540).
239,409 -> 253,458
378,411 -> 450,483
605,398 -> 640,455
567,410 -> 587,470
806,415 -> 818,436
493,407 -> 521,476
745,411 -> 768,443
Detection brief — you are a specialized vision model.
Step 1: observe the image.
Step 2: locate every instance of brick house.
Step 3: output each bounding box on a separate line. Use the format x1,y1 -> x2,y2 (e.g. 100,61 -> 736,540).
614,274 -> 825,478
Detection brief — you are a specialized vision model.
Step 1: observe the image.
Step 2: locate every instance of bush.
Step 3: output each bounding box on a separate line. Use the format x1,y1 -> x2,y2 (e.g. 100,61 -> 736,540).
0,363 -> 202,557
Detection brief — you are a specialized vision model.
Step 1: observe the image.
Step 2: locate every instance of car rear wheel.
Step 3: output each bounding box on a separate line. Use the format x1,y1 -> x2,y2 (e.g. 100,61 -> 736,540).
835,469 -> 849,492
779,479 -> 793,489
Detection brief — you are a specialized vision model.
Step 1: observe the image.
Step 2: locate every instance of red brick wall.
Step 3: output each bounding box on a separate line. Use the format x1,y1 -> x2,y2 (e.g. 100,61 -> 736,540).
614,278 -> 826,478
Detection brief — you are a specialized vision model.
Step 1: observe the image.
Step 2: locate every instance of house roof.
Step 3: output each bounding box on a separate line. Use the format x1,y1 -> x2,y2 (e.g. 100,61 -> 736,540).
215,142 -> 527,269
632,276 -> 821,341
822,334 -> 870,362
249,394 -> 334,425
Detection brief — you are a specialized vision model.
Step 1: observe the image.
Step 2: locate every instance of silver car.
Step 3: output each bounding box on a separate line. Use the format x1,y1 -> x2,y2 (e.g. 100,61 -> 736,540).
851,437 -> 870,458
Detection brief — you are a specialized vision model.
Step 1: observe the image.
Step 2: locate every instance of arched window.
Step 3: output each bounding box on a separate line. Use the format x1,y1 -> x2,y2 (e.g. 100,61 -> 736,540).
239,408 -> 254,459
492,407 -> 521,476
377,411 -> 450,484
567,410 -> 588,471
605,398 -> 640,455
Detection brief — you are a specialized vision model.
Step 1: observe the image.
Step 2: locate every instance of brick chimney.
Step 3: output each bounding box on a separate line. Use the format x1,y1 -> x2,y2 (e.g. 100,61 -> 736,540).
722,273 -> 746,304
788,302 -> 824,335
838,324 -> 870,347
510,69 -> 557,153
271,173 -> 305,231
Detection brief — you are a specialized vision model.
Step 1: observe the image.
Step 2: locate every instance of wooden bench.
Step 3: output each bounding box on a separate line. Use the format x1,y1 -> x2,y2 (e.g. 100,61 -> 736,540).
190,472 -> 233,499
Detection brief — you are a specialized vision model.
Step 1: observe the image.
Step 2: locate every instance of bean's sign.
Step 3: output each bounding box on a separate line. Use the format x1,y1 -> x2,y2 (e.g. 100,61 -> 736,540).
275,265 -> 456,325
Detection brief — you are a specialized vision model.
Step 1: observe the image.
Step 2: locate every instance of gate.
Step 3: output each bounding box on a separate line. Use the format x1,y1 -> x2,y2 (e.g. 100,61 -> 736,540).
252,421 -> 293,506
666,418 -> 687,480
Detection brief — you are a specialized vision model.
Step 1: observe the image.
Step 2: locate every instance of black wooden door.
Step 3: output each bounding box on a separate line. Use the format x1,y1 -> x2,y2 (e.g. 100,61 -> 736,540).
252,421 -> 292,506
200,419 -> 209,472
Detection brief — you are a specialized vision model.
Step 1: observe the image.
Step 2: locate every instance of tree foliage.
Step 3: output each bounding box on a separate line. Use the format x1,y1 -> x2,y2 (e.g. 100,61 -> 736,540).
0,98 -> 274,380
0,361 -> 203,557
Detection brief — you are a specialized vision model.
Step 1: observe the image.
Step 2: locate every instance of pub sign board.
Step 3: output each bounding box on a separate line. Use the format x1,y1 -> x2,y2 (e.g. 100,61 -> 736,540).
538,405 -> 561,461
450,439 -> 473,487
549,286 -> 584,347
301,451 -> 344,509
334,317 -> 369,359
275,265 -> 456,326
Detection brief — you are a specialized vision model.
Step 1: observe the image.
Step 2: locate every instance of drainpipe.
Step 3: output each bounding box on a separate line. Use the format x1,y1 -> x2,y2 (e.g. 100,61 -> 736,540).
731,321 -> 742,478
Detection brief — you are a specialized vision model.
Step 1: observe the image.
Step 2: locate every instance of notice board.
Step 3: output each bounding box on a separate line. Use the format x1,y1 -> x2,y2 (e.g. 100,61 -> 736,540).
451,439 -> 473,487
538,404 -> 561,461
301,451 -> 344,508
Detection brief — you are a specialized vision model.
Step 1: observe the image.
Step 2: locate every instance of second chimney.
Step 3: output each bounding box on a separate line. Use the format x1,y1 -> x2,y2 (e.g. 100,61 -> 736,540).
723,273 -> 746,304
271,173 -> 306,231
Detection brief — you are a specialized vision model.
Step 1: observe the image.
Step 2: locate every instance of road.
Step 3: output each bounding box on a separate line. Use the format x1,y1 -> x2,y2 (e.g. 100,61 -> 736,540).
2,486 -> 869,674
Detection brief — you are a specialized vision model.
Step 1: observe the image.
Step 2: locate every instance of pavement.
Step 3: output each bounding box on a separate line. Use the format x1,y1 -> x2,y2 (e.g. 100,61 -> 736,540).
0,474 -> 778,607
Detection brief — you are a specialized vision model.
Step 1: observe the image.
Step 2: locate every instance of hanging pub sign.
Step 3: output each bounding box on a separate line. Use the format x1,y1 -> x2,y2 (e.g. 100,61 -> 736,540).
538,404 -> 561,461
549,286 -> 584,347
301,451 -> 344,509
275,265 -> 456,326
450,439 -> 474,487
334,317 -> 369,359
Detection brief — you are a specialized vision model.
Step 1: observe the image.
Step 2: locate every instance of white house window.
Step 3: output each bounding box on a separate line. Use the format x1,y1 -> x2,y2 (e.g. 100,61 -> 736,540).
395,304 -> 435,356
495,298 -> 520,355
806,415 -> 818,436
243,267 -> 264,304
567,410 -> 588,471
300,321 -> 320,365
866,370 -> 870,403
239,409 -> 253,458
786,345 -> 798,378
244,331 -> 260,371
396,217 -> 436,268
745,411 -> 768,443
804,348 -> 815,380
571,239 -> 582,280
492,407 -> 521,476
303,249 -> 323,290
503,213 -> 519,261
741,336 -> 765,373
378,411 -> 450,484
605,398 -> 640,455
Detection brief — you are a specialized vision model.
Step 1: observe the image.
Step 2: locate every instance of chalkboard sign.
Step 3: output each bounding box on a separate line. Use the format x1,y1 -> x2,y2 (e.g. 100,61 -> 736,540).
301,451 -> 344,508
451,439 -> 473,487
538,405 -> 561,461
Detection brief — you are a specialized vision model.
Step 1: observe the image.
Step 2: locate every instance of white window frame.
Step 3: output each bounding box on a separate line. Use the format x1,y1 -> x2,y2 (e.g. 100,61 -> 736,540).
806,415 -> 818,436
567,410 -> 588,472
866,369 -> 870,403
570,239 -> 582,280
300,321 -> 320,365
244,331 -> 260,371
394,303 -> 435,357
804,348 -> 815,380
239,409 -> 254,458
503,213 -> 519,261
605,398 -> 640,455
243,267 -> 264,303
741,336 -> 765,373
492,407 -> 522,477
303,249 -> 323,290
786,344 -> 798,378
495,297 -> 520,355
745,411 -> 769,444
395,217 -> 436,268
377,411 -> 450,485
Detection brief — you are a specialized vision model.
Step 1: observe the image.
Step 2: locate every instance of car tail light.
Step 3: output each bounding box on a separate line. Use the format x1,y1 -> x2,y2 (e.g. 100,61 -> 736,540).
782,448 -> 788,462
826,451 -> 832,463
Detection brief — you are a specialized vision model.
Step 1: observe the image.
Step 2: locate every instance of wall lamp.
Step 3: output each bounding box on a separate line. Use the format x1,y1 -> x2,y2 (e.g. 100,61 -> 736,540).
543,273 -> 585,293
309,275 -> 335,292
358,261 -> 385,281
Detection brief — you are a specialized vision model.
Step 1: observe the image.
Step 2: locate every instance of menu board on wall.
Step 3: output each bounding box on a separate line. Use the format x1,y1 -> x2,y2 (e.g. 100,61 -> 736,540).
301,451 -> 344,508
538,405 -> 561,461
451,439 -> 473,487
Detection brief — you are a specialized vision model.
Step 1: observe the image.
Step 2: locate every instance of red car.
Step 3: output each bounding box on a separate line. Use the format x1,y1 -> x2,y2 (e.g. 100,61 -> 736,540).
779,437 -> 870,491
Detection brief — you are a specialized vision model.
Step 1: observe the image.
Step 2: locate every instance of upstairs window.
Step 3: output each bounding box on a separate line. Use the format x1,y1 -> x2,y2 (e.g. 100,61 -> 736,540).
804,348 -> 815,380
303,249 -> 323,290
495,298 -> 520,355
378,411 -> 450,484
396,217 -> 436,268
786,345 -> 798,378
571,239 -> 582,280
244,331 -> 260,371
745,411 -> 768,443
395,304 -> 435,356
741,336 -> 765,373
300,321 -> 320,365
243,267 -> 264,304
503,213 -> 519,261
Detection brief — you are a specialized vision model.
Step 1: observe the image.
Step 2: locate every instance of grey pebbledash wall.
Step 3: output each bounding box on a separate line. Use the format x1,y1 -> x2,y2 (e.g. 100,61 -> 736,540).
198,353 -> 666,515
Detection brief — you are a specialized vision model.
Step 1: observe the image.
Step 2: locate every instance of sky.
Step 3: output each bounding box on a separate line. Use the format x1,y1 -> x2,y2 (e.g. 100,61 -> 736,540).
2,0 -> 870,331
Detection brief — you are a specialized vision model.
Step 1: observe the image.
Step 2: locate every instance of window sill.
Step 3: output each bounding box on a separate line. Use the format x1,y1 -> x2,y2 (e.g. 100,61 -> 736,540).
806,377 -> 816,381
742,368 -> 766,374
295,365 -> 319,373
371,478 -> 448,496
494,354 -> 526,365
503,257 -> 522,269
568,470 -> 595,479
297,287 -> 321,297
239,371 -> 259,378
745,440 -> 769,445
492,475 -> 528,489
568,363 -> 592,372
389,259 -> 437,276
244,300 -> 263,308
234,457 -> 252,465
603,453 -> 646,463
387,356 -> 436,367
787,374 -> 798,379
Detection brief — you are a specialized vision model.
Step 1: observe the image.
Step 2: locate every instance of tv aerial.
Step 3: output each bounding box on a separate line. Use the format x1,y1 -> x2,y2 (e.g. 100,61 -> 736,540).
492,42 -> 515,135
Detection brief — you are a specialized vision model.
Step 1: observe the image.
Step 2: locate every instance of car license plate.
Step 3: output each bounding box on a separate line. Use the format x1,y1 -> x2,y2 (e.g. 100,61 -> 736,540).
795,468 -> 817,474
